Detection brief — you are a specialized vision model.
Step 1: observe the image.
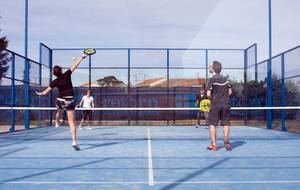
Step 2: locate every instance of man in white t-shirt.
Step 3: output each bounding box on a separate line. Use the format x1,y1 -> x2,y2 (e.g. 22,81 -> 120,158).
78,90 -> 94,130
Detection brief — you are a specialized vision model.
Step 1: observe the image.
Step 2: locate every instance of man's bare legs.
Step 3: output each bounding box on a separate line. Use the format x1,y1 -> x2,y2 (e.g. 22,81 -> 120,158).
223,125 -> 231,150
208,125 -> 231,151
207,125 -> 218,151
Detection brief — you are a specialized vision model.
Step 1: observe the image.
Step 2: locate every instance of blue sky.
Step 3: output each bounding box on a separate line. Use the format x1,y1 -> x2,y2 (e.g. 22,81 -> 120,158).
0,0 -> 299,84
1,0 -> 299,61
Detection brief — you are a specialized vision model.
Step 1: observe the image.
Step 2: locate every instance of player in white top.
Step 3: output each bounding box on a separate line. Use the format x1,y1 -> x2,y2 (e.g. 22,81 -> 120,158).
78,90 -> 94,130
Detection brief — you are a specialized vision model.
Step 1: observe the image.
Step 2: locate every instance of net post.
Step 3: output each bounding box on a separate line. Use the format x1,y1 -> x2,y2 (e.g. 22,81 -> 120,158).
281,54 -> 287,131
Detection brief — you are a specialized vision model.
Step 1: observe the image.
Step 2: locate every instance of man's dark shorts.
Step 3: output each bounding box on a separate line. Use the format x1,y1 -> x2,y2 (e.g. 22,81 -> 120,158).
208,103 -> 230,126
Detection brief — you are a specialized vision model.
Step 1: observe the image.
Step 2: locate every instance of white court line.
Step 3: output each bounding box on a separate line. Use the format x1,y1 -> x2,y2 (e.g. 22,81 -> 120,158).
147,128 -> 154,186
155,180 -> 300,184
3,181 -> 148,184
3,180 -> 300,184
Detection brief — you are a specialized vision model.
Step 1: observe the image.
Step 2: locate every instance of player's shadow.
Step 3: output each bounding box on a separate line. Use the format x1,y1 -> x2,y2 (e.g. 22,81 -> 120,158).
225,140 -> 246,150
80,140 -> 138,151
80,142 -> 122,151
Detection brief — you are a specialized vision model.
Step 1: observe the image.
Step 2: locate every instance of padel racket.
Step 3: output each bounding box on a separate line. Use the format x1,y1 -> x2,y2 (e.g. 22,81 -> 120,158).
200,99 -> 211,112
83,48 -> 96,55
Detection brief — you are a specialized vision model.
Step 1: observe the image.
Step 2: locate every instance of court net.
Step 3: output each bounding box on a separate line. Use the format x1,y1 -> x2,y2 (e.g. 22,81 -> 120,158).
0,106 -> 300,140
0,106 -> 299,134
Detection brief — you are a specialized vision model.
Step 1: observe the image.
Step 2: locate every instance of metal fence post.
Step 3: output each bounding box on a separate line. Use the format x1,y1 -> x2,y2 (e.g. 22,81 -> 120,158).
127,49 -> 131,126
205,50 -> 208,81
167,49 -> 170,126
281,54 -> 287,131
89,55 -> 92,89
48,49 -> 53,127
254,44 -> 258,127
267,59 -> 272,129
38,44 -> 42,127
244,49 -> 248,126
10,54 -> 15,132
24,59 -> 30,129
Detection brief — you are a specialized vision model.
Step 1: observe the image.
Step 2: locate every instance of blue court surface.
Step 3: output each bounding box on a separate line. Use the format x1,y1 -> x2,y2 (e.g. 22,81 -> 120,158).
0,126 -> 300,190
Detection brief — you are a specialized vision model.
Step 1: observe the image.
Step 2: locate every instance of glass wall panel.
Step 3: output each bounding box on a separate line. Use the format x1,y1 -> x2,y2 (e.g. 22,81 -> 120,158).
0,51 -> 12,78
53,50 -> 89,68
285,47 -> 300,78
91,69 -> 128,87
285,76 -> 300,133
131,50 -> 166,67
208,50 -> 244,68
92,50 -> 128,67
29,61 -> 40,85
169,50 -> 206,67
14,55 -> 25,81
41,65 -> 50,86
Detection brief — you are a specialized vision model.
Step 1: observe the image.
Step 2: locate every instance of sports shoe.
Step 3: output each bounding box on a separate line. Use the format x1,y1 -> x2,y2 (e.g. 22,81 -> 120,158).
72,142 -> 80,151
224,140 -> 232,151
86,126 -> 92,130
207,144 -> 218,151
55,124 -> 60,128
78,126 -> 83,130
196,124 -> 199,128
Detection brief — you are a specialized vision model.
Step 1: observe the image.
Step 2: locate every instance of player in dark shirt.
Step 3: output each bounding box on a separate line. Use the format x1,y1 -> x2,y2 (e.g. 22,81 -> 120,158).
36,53 -> 88,151
195,89 -> 208,128
206,61 -> 232,151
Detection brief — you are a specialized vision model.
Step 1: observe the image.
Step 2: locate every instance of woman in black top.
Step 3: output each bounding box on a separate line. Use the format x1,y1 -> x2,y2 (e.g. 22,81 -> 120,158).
36,53 -> 88,151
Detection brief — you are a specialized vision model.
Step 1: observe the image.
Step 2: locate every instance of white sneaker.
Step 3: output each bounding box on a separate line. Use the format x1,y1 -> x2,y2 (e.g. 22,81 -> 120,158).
86,126 -> 92,130
78,126 -> 83,130
55,124 -> 60,128
196,124 -> 199,128
72,142 -> 80,151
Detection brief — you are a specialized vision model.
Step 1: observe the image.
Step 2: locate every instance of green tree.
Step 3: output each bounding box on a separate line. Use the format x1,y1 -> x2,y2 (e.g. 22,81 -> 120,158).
96,76 -> 125,87
0,36 -> 10,85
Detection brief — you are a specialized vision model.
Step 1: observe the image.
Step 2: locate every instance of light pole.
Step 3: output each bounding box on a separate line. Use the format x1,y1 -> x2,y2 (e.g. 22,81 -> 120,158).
25,0 -> 28,57
267,0 -> 272,129
268,0 -> 272,59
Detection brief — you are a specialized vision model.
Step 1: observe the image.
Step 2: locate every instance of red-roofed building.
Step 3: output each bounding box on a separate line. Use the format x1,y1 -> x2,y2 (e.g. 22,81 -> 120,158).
135,77 -> 206,87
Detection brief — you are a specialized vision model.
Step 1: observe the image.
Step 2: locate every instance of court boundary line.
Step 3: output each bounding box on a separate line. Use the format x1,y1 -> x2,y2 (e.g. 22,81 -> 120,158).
3,180 -> 300,184
147,128 -> 154,186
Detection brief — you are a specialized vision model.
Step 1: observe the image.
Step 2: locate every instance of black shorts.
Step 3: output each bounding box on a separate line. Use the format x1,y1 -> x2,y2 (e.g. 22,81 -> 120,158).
82,110 -> 93,120
55,98 -> 76,111
208,103 -> 230,126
